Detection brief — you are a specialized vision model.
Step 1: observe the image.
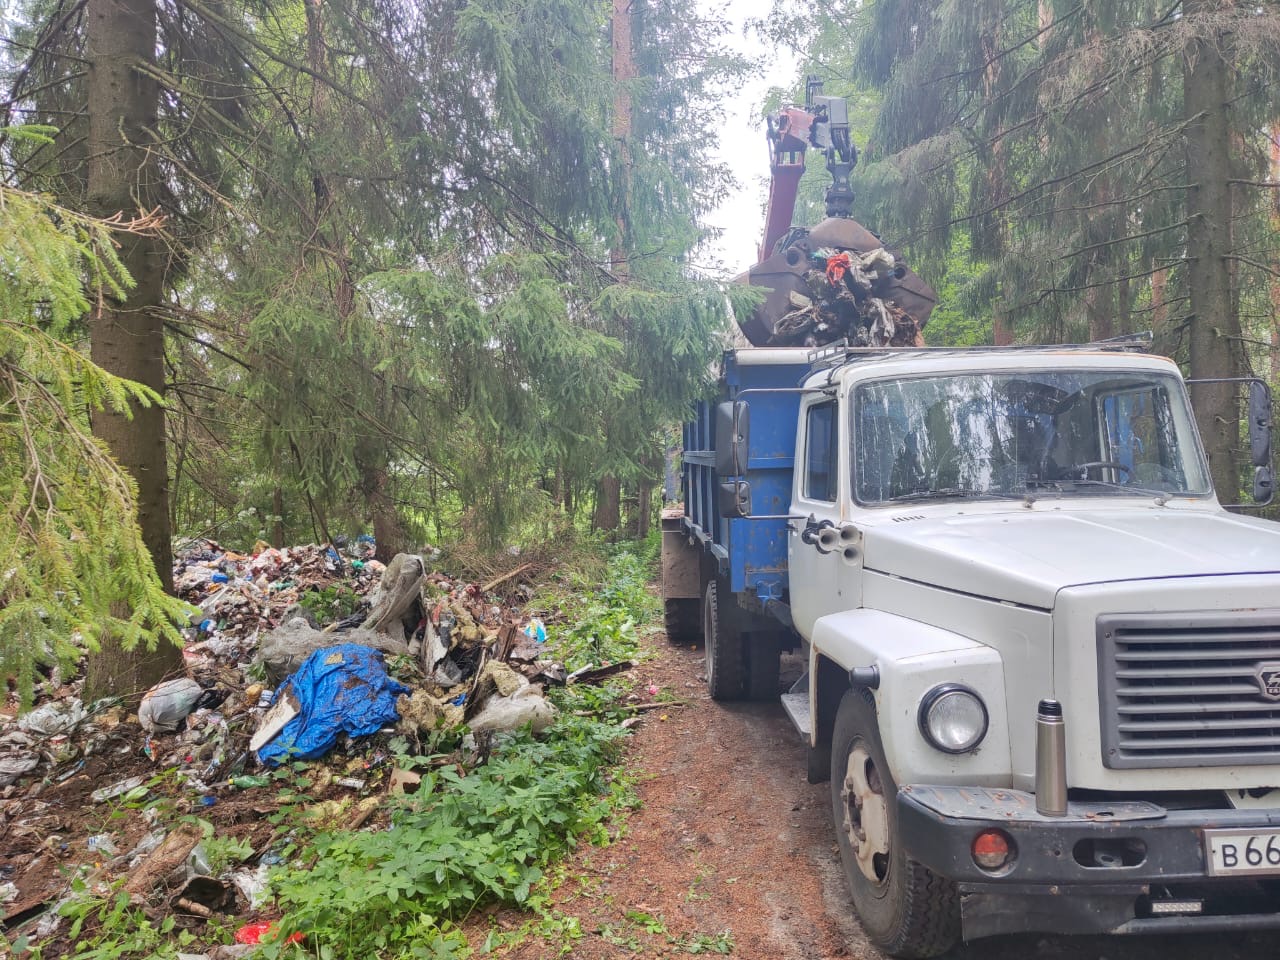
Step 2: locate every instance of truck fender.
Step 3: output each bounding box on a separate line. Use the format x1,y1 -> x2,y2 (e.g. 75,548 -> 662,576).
810,609 -> 1012,788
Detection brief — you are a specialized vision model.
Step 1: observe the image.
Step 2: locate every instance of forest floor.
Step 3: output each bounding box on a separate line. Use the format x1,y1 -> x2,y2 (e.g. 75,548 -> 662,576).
7,551 -> 1277,959
473,623 -> 1274,960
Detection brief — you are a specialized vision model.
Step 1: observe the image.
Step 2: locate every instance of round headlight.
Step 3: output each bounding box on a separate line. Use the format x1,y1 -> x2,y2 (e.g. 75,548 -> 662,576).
918,684 -> 988,754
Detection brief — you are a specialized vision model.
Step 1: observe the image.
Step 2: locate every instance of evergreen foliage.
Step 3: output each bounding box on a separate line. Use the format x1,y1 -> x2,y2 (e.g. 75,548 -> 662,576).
5,0 -> 746,564
0,178 -> 190,703
769,0 -> 1280,495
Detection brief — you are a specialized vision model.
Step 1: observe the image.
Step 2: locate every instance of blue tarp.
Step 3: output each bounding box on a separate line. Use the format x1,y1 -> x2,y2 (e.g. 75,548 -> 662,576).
256,643 -> 409,766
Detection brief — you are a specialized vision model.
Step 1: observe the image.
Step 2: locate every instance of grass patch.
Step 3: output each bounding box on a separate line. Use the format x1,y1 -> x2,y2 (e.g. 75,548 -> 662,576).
13,540 -> 657,960
260,542 -> 655,958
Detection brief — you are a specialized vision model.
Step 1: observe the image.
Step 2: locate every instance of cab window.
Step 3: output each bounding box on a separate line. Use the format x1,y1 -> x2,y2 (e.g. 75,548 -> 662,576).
805,401 -> 839,502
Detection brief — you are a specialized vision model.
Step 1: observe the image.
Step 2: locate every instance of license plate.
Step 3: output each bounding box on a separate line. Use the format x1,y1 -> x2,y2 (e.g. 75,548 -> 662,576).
1204,829 -> 1280,876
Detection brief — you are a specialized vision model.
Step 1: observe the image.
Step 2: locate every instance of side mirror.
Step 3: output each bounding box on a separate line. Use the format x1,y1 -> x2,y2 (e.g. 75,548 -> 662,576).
715,401 -> 750,476
1250,380 -> 1272,468
1255,466 -> 1274,505
718,480 -> 751,518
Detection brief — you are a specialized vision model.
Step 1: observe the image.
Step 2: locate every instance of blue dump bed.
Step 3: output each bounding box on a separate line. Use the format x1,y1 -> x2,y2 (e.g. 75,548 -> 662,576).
681,348 -> 815,604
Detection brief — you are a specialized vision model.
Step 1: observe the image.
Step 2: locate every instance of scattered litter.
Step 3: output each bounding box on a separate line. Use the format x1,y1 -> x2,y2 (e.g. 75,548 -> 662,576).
91,775 -> 147,804
139,678 -> 204,734
188,843 -> 212,877
86,834 -> 119,857
125,822 -> 203,899
19,699 -> 86,738
230,864 -> 271,910
128,830 -> 167,866
567,661 -> 634,685
468,685 -> 556,735
229,774 -> 271,789
255,645 -> 410,766
0,535 -> 610,930
258,619 -> 409,684
360,553 -> 426,645
388,768 -> 422,795
171,876 -> 232,917
235,922 -> 304,946
522,617 -> 547,644
249,689 -> 300,754
0,754 -> 40,787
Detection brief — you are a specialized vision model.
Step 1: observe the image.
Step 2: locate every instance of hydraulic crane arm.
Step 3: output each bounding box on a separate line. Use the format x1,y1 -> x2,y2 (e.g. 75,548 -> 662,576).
739,77 -> 938,348
759,77 -> 857,261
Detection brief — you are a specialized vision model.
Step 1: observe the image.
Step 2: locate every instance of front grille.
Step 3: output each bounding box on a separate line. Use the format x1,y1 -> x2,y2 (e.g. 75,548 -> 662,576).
1098,612 -> 1280,769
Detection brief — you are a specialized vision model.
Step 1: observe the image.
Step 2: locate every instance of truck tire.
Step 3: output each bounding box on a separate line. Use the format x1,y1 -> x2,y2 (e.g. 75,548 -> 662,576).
831,688 -> 959,959
745,633 -> 781,700
703,578 -> 745,701
664,598 -> 702,645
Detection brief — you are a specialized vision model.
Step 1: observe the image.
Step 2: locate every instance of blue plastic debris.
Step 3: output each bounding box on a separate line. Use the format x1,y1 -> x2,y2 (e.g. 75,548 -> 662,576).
523,618 -> 547,644
450,693 -> 467,707
211,572 -> 230,584
256,644 -> 409,767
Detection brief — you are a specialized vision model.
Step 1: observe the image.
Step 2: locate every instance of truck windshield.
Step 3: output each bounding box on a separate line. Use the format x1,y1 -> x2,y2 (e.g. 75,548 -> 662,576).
852,370 -> 1212,503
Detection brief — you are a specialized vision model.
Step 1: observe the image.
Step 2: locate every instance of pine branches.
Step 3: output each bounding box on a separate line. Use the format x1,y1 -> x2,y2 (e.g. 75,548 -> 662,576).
0,186 -> 191,704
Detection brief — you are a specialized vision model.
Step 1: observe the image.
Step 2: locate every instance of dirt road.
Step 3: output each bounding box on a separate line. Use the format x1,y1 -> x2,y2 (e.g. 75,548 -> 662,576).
491,634 -> 1271,959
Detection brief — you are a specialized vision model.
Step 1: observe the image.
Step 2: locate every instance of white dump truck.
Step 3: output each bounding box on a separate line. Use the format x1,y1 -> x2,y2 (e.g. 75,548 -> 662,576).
663,337 -> 1280,957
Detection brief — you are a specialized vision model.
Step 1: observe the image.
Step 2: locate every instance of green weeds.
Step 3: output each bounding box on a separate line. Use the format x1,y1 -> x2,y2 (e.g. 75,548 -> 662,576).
263,544 -> 657,957
18,542 -> 657,960
267,713 -> 629,957
298,583 -> 363,625
533,537 -> 660,671
13,883 -> 219,960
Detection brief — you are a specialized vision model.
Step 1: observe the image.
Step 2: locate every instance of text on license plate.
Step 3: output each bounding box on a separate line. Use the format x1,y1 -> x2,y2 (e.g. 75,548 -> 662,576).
1204,829 -> 1280,876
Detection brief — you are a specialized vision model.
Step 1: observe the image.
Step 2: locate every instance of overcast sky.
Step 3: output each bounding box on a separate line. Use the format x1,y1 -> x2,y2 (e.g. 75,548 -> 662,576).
695,1 -> 799,279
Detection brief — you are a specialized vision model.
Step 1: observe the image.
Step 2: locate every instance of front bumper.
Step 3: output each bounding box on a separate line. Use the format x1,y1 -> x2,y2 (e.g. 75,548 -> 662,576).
899,784 -> 1280,940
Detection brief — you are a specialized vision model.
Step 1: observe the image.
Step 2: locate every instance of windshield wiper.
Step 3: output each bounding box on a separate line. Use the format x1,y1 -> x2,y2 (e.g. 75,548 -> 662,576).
1061,479 -> 1175,499
888,487 -> 1022,503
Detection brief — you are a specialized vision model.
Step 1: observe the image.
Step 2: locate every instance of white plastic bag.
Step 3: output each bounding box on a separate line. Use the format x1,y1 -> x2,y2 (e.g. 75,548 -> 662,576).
138,678 -> 204,733
468,686 -> 556,735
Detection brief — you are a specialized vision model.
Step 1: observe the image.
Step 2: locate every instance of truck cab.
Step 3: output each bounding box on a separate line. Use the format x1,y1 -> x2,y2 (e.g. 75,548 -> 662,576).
663,341 -> 1280,957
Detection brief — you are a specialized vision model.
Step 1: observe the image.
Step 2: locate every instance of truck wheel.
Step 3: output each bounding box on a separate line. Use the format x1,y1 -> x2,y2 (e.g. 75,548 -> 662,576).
703,578 -> 745,700
831,688 -> 959,959
745,633 -> 781,700
664,598 -> 702,645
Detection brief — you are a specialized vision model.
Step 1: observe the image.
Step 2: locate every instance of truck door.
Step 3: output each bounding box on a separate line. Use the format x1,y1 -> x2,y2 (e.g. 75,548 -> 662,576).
789,395 -> 849,638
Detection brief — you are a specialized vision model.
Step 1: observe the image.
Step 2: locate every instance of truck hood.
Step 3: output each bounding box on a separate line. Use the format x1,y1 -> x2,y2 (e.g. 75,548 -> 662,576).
863,508 -> 1280,609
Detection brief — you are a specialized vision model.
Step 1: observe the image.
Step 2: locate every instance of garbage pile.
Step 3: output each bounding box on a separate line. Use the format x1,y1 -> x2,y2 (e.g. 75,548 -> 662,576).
773,247 -> 924,348
168,543 -> 569,775
738,215 -> 938,349
0,539 -> 621,949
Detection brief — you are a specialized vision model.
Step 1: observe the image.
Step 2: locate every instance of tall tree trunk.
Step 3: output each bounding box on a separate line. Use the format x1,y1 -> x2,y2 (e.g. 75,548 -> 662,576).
594,0 -> 634,535
1086,281 -> 1114,342
593,475 -> 622,533
366,467 -> 404,562
1151,268 -> 1170,330
636,481 -> 653,538
83,0 -> 182,702
992,311 -> 1014,346
1184,0 -> 1242,500
1270,125 -> 1280,382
